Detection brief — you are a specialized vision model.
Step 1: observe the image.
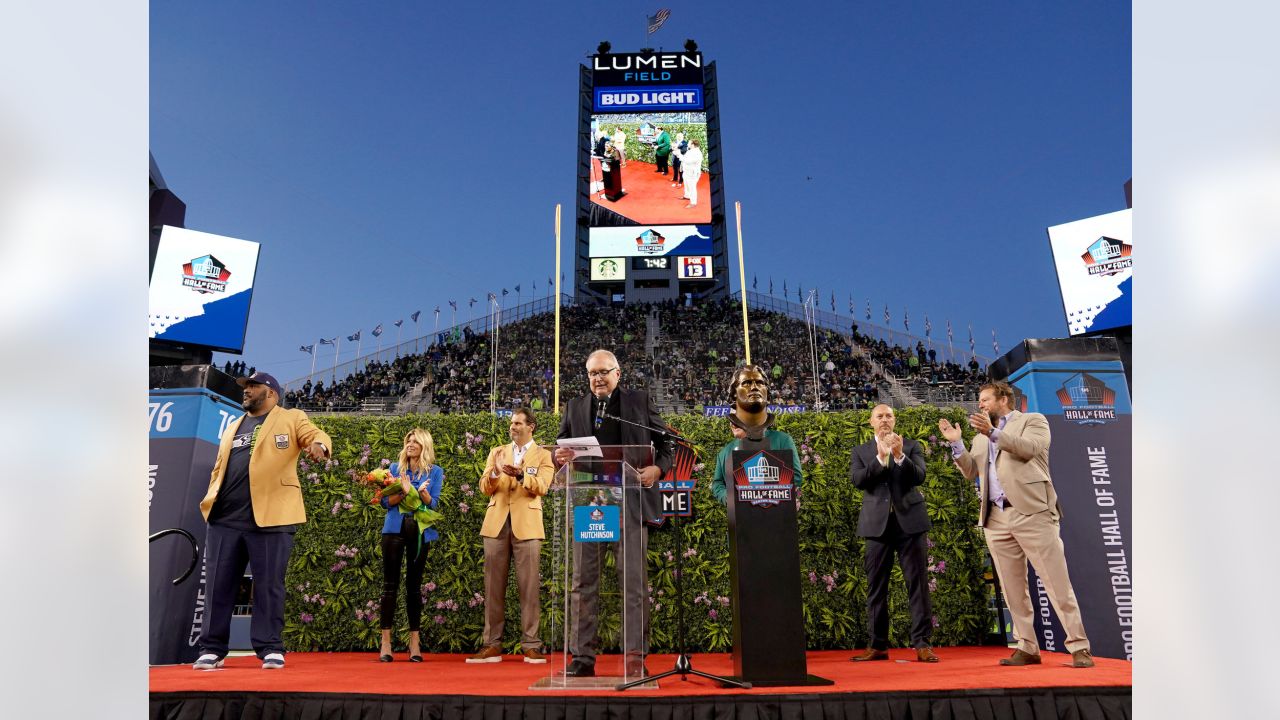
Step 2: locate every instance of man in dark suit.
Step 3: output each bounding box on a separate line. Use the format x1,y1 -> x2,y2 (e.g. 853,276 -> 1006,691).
849,404 -> 938,663
554,349 -> 672,678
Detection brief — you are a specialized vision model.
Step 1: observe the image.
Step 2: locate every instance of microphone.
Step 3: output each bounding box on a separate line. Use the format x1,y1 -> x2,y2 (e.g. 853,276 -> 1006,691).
594,393 -> 610,430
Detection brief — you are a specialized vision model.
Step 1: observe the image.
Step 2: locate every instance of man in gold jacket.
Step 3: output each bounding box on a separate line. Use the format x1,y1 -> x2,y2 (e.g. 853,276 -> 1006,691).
467,408 -> 554,664
193,372 -> 331,671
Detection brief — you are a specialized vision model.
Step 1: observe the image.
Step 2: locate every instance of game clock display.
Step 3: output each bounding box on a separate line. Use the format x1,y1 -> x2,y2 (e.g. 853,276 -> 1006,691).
632,257 -> 670,270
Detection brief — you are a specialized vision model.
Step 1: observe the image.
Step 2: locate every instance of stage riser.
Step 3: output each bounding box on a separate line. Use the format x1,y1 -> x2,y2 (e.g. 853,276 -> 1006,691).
151,688 -> 1131,720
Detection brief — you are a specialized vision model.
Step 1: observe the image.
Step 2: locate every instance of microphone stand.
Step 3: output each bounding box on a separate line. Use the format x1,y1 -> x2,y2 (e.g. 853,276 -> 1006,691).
603,411 -> 751,690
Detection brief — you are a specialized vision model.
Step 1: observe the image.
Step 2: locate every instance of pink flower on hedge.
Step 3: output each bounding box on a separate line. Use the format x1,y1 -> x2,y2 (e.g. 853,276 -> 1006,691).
300,613 -> 314,624
931,615 -> 941,628
458,502 -> 470,514
424,581 -> 437,592
434,615 -> 445,625
934,560 -> 946,574
708,609 -> 718,620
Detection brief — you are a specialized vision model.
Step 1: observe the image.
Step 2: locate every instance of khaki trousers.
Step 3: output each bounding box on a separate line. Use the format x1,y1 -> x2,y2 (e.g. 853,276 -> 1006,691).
984,503 -> 1090,654
481,517 -> 542,650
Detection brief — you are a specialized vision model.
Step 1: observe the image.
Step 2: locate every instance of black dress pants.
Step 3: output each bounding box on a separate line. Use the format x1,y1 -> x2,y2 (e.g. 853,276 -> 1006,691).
380,516 -> 428,630
864,512 -> 933,649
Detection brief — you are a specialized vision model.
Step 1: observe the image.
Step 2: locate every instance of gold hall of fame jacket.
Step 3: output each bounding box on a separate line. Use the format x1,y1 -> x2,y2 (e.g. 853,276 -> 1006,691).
199,405 -> 333,528
479,443 -> 555,540
951,410 -> 1061,528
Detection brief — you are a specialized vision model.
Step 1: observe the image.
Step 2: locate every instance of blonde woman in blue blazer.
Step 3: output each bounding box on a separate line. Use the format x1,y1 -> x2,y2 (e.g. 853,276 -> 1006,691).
378,428 -> 443,662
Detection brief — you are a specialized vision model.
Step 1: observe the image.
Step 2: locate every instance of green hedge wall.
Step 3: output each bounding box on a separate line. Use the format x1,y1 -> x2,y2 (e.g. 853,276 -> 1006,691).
283,407 -> 990,653
607,123 -> 709,172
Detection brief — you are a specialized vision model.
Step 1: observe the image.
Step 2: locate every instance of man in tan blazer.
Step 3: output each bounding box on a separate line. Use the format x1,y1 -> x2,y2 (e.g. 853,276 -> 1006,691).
193,372 -> 331,671
939,380 -> 1094,668
467,407 -> 554,664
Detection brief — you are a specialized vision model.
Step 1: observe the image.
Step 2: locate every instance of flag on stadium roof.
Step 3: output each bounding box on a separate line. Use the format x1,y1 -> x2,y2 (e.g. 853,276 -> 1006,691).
394,319 -> 403,327
319,337 -> 336,345
371,324 -> 383,337
411,310 -> 421,322
299,345 -> 314,354
647,8 -> 671,34
348,330 -> 361,342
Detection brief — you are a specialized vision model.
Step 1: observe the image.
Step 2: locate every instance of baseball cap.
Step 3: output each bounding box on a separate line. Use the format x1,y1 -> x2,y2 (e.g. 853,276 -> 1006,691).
237,371 -> 283,396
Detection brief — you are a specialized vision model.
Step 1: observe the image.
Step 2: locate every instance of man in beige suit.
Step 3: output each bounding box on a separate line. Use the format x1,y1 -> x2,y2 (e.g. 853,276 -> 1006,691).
194,372 -> 331,671
467,407 -> 555,664
939,380 -> 1094,668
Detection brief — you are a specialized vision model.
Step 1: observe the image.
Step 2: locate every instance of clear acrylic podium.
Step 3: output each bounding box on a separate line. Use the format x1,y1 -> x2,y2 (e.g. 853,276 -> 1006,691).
530,444 -> 657,690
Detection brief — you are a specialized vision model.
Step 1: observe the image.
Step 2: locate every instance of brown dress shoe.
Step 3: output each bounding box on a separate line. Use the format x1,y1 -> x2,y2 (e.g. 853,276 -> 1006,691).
522,648 -> 548,664
999,649 -> 1042,666
464,645 -> 503,663
915,646 -> 939,663
850,648 -> 890,662
1071,649 -> 1095,668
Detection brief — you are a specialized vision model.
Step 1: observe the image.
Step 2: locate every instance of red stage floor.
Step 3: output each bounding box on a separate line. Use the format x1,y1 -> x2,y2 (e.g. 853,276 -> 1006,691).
590,159 -> 712,225
150,648 -> 1131,697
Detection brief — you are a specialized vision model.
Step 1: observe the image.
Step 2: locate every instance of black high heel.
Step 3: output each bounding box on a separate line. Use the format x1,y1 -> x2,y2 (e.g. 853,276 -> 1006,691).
409,654 -> 423,663
380,653 -> 393,662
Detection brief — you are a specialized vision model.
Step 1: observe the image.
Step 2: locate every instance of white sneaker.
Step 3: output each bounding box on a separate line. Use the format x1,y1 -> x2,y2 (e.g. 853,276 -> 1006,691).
262,652 -> 285,669
193,654 -> 224,670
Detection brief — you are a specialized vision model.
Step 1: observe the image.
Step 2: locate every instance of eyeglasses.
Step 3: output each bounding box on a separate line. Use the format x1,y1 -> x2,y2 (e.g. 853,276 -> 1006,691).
587,368 -> 617,379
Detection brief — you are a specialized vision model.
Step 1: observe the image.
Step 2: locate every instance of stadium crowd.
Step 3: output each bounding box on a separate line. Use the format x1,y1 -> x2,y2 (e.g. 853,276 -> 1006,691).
283,300 -> 985,414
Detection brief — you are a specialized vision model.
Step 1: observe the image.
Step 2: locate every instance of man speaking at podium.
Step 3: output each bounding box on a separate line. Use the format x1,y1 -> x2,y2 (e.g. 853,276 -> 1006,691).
849,404 -> 938,663
553,349 -> 671,678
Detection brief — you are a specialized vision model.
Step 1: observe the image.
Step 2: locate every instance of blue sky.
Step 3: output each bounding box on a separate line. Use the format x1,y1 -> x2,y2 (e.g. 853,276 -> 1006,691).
150,1 -> 1131,381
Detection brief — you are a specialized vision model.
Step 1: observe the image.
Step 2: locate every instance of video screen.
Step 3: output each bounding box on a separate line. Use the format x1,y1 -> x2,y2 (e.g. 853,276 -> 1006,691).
1046,209 -> 1132,336
149,225 -> 261,353
588,225 -> 713,258
588,112 -> 711,226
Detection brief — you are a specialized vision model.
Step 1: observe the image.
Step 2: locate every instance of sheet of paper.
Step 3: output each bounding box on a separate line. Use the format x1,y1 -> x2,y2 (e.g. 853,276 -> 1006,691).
556,436 -> 603,458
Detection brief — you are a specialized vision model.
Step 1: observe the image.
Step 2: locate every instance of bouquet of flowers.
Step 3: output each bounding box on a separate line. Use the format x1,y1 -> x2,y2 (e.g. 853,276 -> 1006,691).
363,468 -> 443,543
